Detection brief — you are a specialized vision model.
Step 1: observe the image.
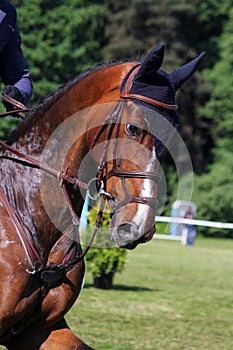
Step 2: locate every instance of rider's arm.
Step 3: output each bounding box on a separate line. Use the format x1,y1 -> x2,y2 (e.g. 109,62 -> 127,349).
0,4 -> 32,106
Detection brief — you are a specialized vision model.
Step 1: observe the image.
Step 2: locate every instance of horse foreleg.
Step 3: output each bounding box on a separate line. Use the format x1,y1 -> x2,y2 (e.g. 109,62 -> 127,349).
6,319 -> 94,350
39,319 -> 94,350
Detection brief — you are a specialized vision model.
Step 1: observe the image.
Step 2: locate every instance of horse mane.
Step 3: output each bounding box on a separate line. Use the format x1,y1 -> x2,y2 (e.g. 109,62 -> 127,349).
28,63 -> 109,119
8,62 -> 115,141
28,56 -> 138,119
8,58 -> 138,143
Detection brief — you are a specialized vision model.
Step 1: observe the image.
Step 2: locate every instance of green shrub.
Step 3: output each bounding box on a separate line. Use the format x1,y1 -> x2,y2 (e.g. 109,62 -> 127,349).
82,202 -> 127,288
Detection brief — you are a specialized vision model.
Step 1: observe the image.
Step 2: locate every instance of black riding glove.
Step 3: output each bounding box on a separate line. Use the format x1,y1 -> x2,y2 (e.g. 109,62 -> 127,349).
1,85 -> 25,111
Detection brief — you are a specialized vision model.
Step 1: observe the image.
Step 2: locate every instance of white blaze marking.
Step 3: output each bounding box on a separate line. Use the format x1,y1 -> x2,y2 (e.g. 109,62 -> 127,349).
132,146 -> 157,235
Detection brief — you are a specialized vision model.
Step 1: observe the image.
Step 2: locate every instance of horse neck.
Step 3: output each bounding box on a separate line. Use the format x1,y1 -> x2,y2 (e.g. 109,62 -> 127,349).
1,62 -> 136,258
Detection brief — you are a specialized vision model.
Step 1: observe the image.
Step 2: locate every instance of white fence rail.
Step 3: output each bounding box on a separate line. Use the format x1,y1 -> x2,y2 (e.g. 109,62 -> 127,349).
154,216 -> 233,244
156,216 -> 233,229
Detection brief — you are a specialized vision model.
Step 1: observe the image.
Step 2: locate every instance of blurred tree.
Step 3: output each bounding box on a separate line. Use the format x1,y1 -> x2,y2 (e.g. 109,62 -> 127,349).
17,0 -> 107,104
197,0 -> 232,67
194,8 -> 233,237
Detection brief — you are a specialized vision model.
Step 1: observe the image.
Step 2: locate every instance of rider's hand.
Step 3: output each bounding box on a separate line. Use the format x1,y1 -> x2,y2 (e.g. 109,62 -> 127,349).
1,85 -> 24,111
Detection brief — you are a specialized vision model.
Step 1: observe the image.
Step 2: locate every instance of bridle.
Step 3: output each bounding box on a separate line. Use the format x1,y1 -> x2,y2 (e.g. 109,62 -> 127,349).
91,101 -> 161,211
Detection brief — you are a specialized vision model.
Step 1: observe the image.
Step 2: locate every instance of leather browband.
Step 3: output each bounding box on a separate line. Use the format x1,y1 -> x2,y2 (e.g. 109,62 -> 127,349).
120,65 -> 178,111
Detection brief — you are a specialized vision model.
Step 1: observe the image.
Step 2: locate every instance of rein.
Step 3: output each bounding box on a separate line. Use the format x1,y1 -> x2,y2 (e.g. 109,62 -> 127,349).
0,140 -> 107,273
0,141 -> 89,190
0,94 -> 31,119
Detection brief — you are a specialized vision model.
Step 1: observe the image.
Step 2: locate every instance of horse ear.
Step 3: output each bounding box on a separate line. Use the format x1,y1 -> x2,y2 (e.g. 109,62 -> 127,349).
169,52 -> 206,91
134,44 -> 165,81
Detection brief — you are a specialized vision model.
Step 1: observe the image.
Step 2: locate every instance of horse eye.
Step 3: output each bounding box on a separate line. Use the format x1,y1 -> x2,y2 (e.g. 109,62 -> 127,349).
126,124 -> 141,137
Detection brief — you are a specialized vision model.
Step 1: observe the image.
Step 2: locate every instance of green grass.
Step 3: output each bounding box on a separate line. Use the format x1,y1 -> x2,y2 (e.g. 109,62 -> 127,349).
68,238 -> 233,350
1,238 -> 232,349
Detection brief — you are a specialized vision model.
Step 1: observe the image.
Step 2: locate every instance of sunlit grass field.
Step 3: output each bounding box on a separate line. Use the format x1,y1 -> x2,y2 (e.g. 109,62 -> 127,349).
0,237 -> 232,349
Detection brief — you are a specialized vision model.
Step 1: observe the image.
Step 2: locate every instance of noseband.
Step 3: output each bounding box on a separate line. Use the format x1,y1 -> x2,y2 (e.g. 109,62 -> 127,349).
104,163 -> 160,209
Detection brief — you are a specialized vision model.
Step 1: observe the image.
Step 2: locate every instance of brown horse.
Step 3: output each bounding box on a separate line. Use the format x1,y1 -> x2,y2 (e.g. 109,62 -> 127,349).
0,44 -> 204,349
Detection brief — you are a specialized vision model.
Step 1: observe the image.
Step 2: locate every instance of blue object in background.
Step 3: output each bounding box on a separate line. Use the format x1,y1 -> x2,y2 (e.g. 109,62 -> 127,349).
80,195 -> 89,232
170,200 -> 197,237
80,195 -> 89,288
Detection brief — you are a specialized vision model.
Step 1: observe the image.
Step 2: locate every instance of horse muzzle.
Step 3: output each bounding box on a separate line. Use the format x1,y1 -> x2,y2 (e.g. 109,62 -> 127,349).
110,220 -> 155,249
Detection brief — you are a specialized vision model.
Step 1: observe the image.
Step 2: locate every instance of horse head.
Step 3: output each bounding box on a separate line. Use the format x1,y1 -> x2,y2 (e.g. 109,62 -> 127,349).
86,44 -> 205,249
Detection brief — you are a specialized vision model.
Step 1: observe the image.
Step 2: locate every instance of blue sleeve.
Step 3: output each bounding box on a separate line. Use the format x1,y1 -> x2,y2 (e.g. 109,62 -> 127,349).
0,4 -> 32,105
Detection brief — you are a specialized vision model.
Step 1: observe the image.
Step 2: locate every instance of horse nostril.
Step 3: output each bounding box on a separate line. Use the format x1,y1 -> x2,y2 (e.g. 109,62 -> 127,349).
117,223 -> 134,237
114,223 -> 138,248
